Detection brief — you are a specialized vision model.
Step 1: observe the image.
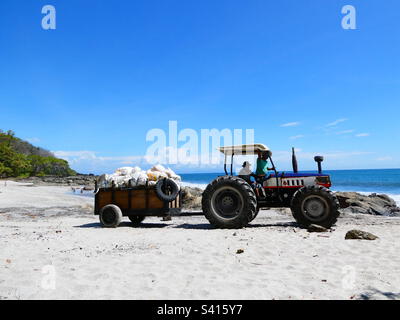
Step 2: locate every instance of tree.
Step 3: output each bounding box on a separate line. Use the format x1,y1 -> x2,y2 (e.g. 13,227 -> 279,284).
0,143 -> 31,177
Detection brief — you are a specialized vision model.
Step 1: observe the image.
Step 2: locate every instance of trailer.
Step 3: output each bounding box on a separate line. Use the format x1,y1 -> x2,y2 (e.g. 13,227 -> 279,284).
94,179 -> 181,227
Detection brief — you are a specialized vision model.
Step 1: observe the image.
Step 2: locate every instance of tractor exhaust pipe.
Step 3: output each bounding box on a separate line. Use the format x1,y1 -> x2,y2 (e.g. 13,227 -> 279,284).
292,147 -> 298,173
314,156 -> 324,174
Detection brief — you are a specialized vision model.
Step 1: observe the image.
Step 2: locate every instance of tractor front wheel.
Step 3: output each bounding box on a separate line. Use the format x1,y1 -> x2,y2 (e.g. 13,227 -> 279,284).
202,176 -> 257,229
290,185 -> 340,228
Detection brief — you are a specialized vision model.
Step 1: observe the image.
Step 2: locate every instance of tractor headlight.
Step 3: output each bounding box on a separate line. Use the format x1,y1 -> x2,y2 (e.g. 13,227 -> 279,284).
315,176 -> 331,186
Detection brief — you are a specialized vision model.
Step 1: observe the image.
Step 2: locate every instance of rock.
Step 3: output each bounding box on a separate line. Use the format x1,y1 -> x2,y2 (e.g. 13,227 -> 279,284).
345,229 -> 379,240
335,192 -> 400,216
307,224 -> 329,232
181,186 -> 203,210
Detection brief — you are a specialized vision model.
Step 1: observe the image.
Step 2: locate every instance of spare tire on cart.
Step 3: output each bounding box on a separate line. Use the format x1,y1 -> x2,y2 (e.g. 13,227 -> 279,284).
155,178 -> 180,202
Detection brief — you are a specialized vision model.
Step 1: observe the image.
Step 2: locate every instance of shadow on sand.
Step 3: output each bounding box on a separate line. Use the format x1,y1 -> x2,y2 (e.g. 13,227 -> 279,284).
75,211 -> 299,230
75,221 -> 298,230
357,288 -> 400,300
75,222 -> 170,229
172,221 -> 298,230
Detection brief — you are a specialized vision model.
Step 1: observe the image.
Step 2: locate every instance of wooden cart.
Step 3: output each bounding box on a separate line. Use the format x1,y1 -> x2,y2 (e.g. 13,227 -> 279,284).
94,181 -> 181,227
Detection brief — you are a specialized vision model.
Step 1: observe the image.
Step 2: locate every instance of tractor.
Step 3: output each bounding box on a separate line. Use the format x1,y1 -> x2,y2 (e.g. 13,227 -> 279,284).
201,144 -> 340,229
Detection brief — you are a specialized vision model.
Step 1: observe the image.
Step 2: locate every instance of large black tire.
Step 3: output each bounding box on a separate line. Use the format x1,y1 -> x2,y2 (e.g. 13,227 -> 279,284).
290,185 -> 340,228
128,215 -> 145,226
155,178 -> 180,202
99,204 -> 122,228
250,206 -> 260,222
202,176 -> 257,229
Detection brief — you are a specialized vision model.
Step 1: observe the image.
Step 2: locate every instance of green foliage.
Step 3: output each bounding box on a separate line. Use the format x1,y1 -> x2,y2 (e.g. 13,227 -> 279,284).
28,155 -> 76,177
0,161 -> 12,176
0,143 -> 31,177
0,130 -> 77,178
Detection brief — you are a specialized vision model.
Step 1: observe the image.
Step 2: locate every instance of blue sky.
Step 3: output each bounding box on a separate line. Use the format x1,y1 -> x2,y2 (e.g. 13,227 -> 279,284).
1,0 -> 399,174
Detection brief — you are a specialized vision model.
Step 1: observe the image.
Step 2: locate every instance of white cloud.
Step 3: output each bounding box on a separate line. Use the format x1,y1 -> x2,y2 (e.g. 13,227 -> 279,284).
355,133 -> 370,137
53,151 -> 97,159
289,135 -> 304,140
280,122 -> 300,127
336,129 -> 355,135
53,150 -> 147,174
326,118 -> 348,127
377,156 -> 392,161
53,148 -> 383,173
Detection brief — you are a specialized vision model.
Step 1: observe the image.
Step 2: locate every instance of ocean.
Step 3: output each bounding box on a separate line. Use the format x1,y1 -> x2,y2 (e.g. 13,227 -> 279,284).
179,169 -> 400,205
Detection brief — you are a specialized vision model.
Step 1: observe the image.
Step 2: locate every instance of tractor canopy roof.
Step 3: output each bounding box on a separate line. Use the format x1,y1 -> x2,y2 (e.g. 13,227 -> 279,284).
218,144 -> 272,156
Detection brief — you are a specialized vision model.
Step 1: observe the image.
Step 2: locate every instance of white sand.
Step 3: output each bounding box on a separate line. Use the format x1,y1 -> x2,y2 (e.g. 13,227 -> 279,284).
0,181 -> 399,300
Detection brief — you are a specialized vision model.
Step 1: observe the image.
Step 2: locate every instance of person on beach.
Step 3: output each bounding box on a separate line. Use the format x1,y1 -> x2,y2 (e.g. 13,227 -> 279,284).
238,161 -> 252,176
256,151 -> 273,177
254,151 -> 274,198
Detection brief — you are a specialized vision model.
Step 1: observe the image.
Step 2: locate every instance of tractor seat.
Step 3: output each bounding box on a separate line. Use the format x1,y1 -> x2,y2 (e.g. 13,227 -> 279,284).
238,175 -> 252,184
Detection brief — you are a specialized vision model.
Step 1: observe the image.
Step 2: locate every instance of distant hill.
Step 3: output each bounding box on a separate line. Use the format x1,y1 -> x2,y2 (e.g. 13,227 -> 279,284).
0,130 -> 76,178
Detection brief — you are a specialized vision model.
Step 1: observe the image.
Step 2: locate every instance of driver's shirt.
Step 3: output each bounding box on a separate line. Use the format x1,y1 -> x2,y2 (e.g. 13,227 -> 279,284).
256,158 -> 269,175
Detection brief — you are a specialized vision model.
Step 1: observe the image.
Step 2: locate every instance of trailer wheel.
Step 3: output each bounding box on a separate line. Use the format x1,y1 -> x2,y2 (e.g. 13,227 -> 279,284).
155,178 -> 180,202
290,185 -> 340,228
128,215 -> 145,226
99,204 -> 122,228
202,176 -> 257,229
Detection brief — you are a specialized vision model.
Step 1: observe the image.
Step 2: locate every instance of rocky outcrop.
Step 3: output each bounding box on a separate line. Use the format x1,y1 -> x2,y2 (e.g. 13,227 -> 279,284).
14,174 -> 97,186
335,192 -> 400,216
180,186 -> 203,210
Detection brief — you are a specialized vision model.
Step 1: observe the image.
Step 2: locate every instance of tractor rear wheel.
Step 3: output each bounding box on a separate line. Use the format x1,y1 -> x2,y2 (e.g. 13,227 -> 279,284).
202,176 -> 257,229
290,185 -> 340,228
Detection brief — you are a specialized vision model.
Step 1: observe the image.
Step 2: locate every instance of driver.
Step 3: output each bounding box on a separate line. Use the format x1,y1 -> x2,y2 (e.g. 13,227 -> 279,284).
256,151 -> 273,177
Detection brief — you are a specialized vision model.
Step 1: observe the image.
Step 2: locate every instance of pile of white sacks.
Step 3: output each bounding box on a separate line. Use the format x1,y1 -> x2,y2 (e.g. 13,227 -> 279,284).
97,164 -> 181,188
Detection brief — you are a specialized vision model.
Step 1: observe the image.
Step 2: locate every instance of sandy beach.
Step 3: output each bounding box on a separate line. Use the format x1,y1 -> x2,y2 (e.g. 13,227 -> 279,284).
0,181 -> 399,300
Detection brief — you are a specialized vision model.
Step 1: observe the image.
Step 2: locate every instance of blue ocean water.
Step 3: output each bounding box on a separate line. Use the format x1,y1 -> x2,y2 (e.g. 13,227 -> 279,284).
179,169 -> 400,197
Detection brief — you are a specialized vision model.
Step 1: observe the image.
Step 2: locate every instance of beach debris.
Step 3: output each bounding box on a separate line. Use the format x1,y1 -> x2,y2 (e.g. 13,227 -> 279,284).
307,224 -> 329,233
236,249 -> 244,254
97,165 -> 181,189
345,229 -> 379,240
